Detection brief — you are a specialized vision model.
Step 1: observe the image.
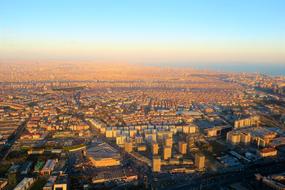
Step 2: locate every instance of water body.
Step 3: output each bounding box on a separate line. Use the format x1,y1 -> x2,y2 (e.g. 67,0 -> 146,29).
144,62 -> 285,76
195,63 -> 285,76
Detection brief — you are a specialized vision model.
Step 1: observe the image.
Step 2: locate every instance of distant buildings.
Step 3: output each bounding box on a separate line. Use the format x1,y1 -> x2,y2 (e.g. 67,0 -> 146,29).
0,120 -> 24,146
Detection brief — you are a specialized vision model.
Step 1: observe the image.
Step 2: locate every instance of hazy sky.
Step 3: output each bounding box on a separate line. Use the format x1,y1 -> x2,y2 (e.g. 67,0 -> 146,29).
0,0 -> 284,64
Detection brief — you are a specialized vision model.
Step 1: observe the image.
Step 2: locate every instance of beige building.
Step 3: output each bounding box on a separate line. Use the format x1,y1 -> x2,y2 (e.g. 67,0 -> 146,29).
195,153 -> 205,170
164,138 -> 173,147
152,156 -> 161,172
178,141 -> 187,155
259,148 -> 277,157
53,184 -> 67,190
163,146 -> 172,160
116,135 -> 126,146
227,132 -> 241,144
240,132 -> 251,144
234,116 -> 259,128
227,127 -> 277,147
124,141 -> 133,153
89,157 -> 120,167
87,142 -> 121,167
152,143 -> 159,155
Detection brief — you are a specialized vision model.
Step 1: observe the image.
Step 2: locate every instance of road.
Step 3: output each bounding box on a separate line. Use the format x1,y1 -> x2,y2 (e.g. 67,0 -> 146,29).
0,119 -> 27,161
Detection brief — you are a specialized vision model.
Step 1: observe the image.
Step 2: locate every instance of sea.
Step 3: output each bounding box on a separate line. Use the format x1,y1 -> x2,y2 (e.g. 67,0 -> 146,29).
144,62 -> 285,76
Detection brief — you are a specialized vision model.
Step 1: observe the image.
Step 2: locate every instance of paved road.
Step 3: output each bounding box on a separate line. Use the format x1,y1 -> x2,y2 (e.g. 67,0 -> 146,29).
0,119 -> 27,161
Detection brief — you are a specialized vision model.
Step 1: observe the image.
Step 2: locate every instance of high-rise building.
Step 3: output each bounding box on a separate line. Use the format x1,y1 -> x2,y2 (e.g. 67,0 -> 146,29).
152,143 -> 159,155
178,141 -> 187,155
152,156 -> 161,172
195,153 -> 205,170
163,146 -> 172,160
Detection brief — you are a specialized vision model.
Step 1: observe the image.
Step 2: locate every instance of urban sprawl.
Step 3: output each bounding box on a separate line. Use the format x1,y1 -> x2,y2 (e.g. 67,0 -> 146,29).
1,69 -> 285,190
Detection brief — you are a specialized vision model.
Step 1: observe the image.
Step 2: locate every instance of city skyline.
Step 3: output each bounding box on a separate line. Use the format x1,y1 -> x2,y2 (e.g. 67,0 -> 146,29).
0,0 -> 284,65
